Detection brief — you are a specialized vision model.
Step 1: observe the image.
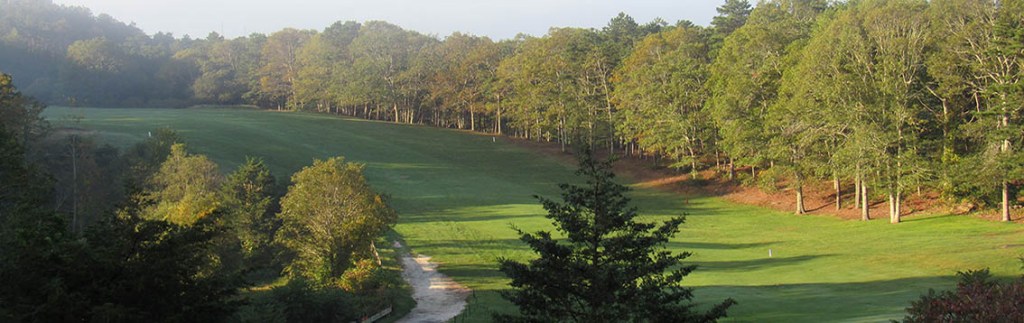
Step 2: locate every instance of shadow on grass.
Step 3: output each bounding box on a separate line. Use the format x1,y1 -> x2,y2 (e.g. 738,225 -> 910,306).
397,211 -> 541,224
696,275 -> 964,322
694,255 -> 833,272
449,275 -> 965,323
901,213 -> 958,223
668,241 -> 777,250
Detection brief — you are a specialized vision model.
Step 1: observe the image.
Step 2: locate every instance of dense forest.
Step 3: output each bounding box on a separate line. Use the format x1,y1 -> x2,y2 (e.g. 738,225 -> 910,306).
0,0 -> 1022,223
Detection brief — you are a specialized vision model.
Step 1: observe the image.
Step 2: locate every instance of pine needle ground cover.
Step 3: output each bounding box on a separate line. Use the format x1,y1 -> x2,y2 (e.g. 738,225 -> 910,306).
45,107 -> 1024,322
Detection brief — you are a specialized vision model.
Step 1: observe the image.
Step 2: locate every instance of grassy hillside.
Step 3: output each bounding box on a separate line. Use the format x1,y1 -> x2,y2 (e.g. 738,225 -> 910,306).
45,107 -> 1024,322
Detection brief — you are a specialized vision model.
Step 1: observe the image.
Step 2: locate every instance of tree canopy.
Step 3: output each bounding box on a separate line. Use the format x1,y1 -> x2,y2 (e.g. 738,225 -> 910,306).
277,157 -> 397,285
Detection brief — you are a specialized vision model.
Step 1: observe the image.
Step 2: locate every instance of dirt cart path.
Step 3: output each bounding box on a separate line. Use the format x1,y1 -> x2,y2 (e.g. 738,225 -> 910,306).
395,252 -> 471,323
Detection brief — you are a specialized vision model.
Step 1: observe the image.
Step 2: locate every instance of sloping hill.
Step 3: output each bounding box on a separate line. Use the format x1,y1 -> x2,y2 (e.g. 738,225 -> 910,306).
45,106 -> 1024,322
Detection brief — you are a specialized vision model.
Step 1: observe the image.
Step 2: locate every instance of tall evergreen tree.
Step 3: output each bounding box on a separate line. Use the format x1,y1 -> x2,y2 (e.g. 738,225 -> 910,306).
709,0 -> 752,55
978,0 -> 1024,221
497,152 -> 735,323
219,157 -> 278,265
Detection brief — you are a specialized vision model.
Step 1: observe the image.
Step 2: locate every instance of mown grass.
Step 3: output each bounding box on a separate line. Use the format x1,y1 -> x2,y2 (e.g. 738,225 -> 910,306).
46,107 -> 1024,322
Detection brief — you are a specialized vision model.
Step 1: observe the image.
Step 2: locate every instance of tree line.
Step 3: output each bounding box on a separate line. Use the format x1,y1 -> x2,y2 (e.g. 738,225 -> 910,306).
1,0 -> 1021,221
0,72 -> 400,322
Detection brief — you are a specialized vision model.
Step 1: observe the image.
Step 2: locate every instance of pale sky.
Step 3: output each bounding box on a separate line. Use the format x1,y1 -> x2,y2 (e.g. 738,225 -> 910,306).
50,0 -> 722,40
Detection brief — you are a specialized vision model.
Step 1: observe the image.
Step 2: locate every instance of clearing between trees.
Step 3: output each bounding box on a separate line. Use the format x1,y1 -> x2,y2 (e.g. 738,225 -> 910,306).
44,106 -> 1024,322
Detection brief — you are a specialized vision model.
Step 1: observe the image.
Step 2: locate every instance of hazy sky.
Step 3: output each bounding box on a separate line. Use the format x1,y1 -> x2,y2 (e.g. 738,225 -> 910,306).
50,0 -> 722,40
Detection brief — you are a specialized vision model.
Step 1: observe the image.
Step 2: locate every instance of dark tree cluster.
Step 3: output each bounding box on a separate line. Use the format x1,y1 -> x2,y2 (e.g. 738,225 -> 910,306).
0,77 -> 239,322
0,73 -> 400,322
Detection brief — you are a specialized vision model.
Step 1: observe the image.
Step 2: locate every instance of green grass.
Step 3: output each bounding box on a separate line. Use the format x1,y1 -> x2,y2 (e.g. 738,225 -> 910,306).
45,107 -> 1024,322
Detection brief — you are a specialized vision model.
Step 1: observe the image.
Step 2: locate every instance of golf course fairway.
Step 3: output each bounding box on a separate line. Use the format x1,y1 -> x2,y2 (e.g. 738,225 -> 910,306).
44,107 -> 1024,322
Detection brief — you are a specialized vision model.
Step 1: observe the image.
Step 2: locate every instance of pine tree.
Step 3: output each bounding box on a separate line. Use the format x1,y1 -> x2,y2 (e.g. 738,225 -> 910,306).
496,152 -> 735,323
219,157 -> 278,265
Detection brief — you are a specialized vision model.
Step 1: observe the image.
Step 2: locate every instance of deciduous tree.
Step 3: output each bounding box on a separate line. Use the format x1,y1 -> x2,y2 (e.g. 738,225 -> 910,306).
142,143 -> 222,225
276,157 -> 396,285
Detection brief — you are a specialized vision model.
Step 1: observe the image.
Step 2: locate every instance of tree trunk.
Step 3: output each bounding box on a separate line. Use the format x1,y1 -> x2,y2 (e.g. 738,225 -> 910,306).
1002,114 -> 1012,221
895,190 -> 902,223
470,106 -> 476,131
496,94 -> 503,135
393,103 -> 399,123
1003,180 -> 1011,222
795,170 -> 806,215
796,184 -> 806,215
728,158 -> 736,181
834,177 -> 841,210
888,192 -> 900,224
861,183 -> 870,221
715,149 -> 721,170
854,174 -> 862,210
559,116 -> 566,152
688,147 -> 698,180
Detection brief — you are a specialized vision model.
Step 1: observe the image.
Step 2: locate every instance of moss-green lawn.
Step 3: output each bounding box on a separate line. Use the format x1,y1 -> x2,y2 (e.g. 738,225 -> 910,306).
45,107 -> 1024,322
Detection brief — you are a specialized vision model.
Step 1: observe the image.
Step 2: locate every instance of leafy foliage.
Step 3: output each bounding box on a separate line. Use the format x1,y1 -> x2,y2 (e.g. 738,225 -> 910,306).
903,269 -> 1024,322
613,23 -> 713,177
276,157 -> 397,285
497,152 -> 735,322
142,143 -> 223,224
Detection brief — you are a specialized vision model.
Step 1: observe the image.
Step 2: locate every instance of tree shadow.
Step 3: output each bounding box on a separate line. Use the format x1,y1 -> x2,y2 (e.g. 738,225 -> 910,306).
667,241 -> 777,250
693,254 -> 832,272
693,275 -> 973,322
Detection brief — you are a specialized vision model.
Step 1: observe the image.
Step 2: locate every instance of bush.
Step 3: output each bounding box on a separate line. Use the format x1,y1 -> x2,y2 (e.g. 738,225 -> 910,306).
903,269 -> 1024,322
266,279 -> 357,323
339,259 -> 405,317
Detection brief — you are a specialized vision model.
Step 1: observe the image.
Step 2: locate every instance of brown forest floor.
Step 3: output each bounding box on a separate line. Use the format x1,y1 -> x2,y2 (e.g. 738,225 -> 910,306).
505,137 -> 1024,223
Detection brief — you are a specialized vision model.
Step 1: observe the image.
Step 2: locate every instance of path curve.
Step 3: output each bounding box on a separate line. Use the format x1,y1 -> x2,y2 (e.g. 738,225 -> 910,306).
395,244 -> 471,323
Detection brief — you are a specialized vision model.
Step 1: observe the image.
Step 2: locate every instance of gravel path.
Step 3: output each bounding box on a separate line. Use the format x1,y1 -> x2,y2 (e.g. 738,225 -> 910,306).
395,247 -> 471,323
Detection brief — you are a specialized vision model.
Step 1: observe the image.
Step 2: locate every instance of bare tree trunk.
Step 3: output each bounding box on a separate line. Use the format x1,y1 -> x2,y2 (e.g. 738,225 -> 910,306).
1002,118 -> 1012,221
861,183 -> 870,221
796,184 -> 806,215
895,190 -> 902,223
835,177 -> 841,210
1003,180 -> 1011,222
888,192 -> 900,224
688,147 -> 698,179
855,174 -> 862,209
715,149 -> 721,170
559,116 -> 566,152
728,157 -> 735,181
496,94 -> 503,135
470,106 -> 476,131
